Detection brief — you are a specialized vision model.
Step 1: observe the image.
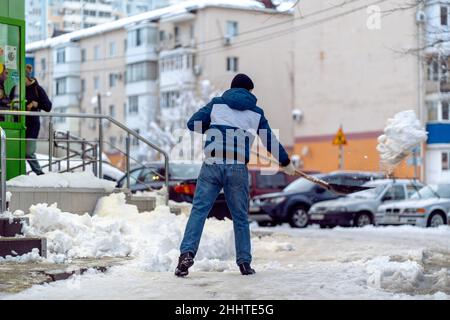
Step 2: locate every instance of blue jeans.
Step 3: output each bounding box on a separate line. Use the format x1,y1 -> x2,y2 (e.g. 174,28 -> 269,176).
26,140 -> 44,175
180,163 -> 251,265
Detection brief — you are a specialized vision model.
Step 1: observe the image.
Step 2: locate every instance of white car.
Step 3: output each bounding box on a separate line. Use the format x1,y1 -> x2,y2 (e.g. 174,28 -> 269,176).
376,184 -> 450,228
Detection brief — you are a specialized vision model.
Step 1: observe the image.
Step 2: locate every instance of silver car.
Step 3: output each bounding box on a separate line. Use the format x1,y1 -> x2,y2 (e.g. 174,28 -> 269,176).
309,179 -> 423,228
376,184 -> 450,228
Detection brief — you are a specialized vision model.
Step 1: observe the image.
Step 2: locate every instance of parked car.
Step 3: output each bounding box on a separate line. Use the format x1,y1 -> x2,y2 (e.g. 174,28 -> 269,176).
250,171 -> 383,228
116,161 -> 203,200
376,183 -> 450,228
248,167 -> 317,198
309,179 -> 424,228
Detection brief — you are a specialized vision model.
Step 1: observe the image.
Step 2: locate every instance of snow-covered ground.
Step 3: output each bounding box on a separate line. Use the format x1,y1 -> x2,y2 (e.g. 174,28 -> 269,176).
1,193 -> 449,300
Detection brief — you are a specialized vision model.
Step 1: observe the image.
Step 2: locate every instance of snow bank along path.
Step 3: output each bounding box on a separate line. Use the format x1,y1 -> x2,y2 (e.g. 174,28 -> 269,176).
7,172 -> 117,192
10,193 -> 241,271
377,110 -> 427,170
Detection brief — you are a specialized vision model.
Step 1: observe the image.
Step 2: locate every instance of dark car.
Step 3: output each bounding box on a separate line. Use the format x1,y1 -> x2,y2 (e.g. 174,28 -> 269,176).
250,171 -> 384,228
248,168 -> 306,198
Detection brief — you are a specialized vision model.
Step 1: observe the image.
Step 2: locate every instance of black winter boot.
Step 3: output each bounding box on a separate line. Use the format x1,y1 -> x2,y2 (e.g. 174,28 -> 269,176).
239,262 -> 256,275
175,252 -> 195,277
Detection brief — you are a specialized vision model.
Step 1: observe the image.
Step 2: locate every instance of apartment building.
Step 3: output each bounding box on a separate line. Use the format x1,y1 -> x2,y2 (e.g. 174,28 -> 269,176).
25,0 -> 184,43
25,0 -> 48,43
26,0 -> 295,161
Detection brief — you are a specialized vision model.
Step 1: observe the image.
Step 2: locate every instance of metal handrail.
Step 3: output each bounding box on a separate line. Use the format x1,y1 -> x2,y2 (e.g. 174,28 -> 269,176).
0,111 -> 170,205
0,127 -> 6,213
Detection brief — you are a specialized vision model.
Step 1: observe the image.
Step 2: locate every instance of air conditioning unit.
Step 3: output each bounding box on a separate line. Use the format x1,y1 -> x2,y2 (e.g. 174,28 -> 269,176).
193,65 -> 202,76
223,36 -> 232,46
416,10 -> 426,24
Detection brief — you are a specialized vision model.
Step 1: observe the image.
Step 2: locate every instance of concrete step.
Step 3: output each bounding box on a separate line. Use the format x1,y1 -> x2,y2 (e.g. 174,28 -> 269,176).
0,217 -> 29,237
127,195 -> 157,213
0,237 -> 47,258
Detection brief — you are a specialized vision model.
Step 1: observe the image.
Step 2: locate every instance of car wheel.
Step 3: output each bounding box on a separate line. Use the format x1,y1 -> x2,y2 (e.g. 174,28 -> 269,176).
289,206 -> 309,228
354,212 -> 373,228
427,212 -> 446,228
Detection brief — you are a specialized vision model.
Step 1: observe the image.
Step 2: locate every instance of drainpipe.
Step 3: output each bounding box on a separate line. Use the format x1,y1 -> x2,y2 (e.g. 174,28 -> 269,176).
417,0 -> 426,182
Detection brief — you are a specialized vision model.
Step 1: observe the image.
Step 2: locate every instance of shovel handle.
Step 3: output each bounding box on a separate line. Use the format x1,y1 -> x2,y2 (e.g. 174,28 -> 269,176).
246,147 -> 331,190
294,169 -> 331,190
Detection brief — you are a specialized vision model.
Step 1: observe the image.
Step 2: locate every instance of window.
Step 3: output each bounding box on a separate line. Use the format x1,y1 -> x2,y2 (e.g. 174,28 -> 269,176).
190,25 -> 195,40
406,184 -> 421,198
174,26 -> 180,44
161,91 -> 180,109
40,58 -> 46,71
126,62 -> 158,83
383,185 -> 406,201
109,137 -> 117,148
442,152 -> 450,171
109,73 -> 117,88
227,57 -> 239,72
256,173 -> 286,189
132,129 -> 140,146
94,45 -> 100,60
56,48 -> 65,64
109,104 -> 116,118
427,101 -> 439,121
159,30 -> 166,42
81,78 -> 86,93
109,42 -> 117,57
147,27 -> 158,45
55,78 -> 67,96
226,21 -> 238,38
136,28 -> 142,47
442,101 -> 450,120
94,76 -> 100,91
54,107 -> 67,123
81,49 -> 86,62
441,6 -> 448,26
129,96 -> 139,114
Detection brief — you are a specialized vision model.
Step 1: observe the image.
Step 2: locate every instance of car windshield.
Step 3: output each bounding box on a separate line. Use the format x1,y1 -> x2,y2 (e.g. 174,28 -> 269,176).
411,184 -> 450,199
284,177 -> 318,193
170,163 -> 202,180
347,184 -> 386,199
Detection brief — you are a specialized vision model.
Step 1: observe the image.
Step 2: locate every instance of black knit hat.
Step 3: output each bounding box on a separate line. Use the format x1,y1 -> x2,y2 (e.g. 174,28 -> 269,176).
231,74 -> 254,91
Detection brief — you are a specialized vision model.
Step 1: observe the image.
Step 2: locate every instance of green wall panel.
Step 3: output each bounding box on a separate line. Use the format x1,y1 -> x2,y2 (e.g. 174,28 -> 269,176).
0,0 -> 24,20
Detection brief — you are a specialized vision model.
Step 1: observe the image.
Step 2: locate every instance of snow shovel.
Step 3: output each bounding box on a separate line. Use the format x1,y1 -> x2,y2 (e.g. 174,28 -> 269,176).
252,151 -> 373,195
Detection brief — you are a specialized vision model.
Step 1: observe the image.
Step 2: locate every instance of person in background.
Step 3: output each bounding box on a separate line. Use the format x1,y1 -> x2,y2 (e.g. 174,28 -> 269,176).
25,64 -> 52,175
0,63 -> 10,112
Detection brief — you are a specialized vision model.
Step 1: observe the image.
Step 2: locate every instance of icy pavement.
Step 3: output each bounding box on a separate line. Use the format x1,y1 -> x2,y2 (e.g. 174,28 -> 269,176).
0,193 -> 449,299
2,222 -> 450,300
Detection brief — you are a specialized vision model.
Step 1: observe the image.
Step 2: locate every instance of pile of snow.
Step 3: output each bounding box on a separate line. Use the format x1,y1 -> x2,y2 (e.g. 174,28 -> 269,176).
21,193 -> 236,271
377,111 -> 427,170
365,256 -> 450,295
0,249 -> 43,263
7,172 -> 116,192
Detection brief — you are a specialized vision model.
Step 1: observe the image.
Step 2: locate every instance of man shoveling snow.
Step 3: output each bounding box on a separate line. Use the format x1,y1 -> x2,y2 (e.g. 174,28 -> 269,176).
175,74 -> 296,277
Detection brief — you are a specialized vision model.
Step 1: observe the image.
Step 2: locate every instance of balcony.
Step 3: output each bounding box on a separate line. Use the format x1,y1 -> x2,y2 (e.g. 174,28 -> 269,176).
159,48 -> 197,90
126,24 -> 159,64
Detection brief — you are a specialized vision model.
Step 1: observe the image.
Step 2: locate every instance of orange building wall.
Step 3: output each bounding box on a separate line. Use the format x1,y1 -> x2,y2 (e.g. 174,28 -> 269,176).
294,131 -> 416,178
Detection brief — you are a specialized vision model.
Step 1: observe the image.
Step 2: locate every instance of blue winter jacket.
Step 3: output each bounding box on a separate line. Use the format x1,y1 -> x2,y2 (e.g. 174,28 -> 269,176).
187,88 -> 290,166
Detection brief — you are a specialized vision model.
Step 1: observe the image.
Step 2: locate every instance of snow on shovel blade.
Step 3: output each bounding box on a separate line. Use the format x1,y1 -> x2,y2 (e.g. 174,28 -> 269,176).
327,183 -> 373,195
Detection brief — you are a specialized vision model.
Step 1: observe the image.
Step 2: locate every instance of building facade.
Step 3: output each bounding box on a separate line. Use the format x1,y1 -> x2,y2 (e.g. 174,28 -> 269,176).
26,1 -> 295,162
289,0 -> 429,180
